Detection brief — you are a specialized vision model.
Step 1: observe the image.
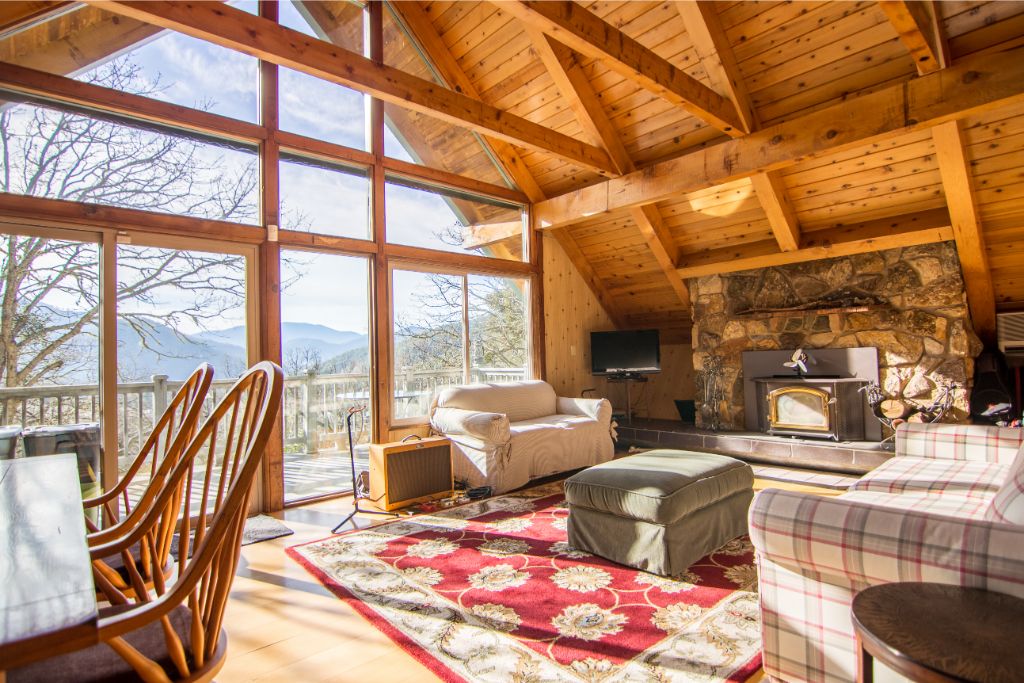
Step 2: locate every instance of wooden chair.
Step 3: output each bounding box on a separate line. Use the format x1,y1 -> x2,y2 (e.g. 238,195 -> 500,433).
86,364 -> 213,599
7,361 -> 283,683
84,363 -> 214,532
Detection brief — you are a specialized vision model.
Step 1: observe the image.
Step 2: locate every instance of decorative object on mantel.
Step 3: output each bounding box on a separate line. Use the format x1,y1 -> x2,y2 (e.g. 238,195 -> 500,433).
734,289 -> 886,318
862,380 -> 957,445
783,348 -> 812,376
288,482 -> 763,683
699,354 -> 723,432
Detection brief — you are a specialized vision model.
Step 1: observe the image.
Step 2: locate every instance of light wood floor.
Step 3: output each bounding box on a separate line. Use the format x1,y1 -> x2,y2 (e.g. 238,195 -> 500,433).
219,472 -> 840,681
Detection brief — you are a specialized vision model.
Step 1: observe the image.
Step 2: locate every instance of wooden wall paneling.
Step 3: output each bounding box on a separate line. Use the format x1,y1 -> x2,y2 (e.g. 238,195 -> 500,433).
932,118 -> 997,342
87,0 -> 617,175
533,45 -> 1024,230
878,1 -> 950,75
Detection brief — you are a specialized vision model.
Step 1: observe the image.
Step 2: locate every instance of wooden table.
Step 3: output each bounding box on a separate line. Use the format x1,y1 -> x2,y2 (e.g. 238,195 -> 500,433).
852,582 -> 1024,683
0,454 -> 98,673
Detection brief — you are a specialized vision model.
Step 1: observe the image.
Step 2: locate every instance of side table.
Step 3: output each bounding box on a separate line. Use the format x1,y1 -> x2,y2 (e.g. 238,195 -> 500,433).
851,582 -> 1024,683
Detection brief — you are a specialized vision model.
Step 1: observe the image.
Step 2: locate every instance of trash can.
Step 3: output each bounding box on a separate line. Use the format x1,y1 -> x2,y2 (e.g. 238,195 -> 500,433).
22,423 -> 102,498
0,425 -> 21,459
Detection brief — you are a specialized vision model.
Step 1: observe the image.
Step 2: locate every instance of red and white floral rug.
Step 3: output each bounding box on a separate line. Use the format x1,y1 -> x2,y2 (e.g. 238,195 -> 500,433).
287,482 -> 762,682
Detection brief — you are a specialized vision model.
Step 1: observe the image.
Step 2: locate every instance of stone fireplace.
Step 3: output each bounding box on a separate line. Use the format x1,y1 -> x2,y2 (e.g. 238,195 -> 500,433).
690,242 -> 981,435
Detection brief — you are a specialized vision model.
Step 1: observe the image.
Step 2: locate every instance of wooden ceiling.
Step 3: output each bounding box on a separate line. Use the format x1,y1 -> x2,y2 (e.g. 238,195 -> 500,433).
2,1 -> 1024,345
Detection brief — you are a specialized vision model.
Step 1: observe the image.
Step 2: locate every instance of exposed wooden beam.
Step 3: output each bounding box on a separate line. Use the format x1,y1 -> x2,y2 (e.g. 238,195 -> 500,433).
88,0 -> 617,174
502,0 -> 744,137
677,209 -> 953,279
879,1 -> 950,75
675,0 -> 756,135
932,119 -> 996,342
462,220 -> 524,249
535,45 -> 1024,230
386,0 -> 626,326
751,172 -> 801,252
524,25 -> 689,310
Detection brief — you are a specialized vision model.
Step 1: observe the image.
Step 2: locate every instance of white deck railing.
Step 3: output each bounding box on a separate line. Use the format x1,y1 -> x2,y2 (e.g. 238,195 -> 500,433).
0,367 -> 526,467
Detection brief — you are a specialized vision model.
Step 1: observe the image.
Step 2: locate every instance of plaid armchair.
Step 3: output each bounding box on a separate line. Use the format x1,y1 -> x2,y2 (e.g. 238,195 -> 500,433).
749,422 -> 1024,683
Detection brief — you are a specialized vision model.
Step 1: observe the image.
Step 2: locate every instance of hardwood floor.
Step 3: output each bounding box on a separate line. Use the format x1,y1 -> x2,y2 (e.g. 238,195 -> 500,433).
219,471 -> 841,681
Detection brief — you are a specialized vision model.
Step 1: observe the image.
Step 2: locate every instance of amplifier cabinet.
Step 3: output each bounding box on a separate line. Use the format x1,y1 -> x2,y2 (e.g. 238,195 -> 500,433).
368,436 -> 453,511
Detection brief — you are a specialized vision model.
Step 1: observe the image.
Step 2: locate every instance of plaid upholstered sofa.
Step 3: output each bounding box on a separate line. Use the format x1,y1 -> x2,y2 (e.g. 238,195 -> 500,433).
749,422 -> 1024,683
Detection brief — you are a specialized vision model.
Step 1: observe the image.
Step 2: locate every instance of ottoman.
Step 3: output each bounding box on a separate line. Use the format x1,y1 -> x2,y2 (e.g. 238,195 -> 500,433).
564,450 -> 754,576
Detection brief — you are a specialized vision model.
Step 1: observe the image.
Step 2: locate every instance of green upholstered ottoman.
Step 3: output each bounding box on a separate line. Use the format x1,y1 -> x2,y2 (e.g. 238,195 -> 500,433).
564,450 -> 754,577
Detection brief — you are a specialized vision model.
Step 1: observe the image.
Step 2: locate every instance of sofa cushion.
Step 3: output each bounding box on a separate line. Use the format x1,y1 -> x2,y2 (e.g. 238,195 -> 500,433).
841,490 -> 992,519
985,444 -> 1024,525
431,407 -> 510,443
434,380 -> 556,422
849,456 -> 1009,499
564,450 -> 753,525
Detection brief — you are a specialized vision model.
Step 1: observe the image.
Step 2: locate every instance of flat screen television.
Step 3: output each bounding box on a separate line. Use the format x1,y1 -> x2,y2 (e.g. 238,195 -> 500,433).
591,329 -> 660,376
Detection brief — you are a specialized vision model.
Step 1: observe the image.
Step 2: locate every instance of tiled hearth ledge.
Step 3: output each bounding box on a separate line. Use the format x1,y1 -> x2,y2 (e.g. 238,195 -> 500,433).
617,419 -> 889,474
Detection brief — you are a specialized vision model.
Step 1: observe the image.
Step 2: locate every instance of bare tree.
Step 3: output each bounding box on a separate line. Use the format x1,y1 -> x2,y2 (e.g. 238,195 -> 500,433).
0,60 -> 258,386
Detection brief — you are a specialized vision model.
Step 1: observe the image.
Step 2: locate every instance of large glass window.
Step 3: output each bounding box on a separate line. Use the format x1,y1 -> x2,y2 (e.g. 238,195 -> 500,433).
385,178 -> 526,261
0,94 -> 259,224
0,232 -> 102,498
279,68 -> 368,151
279,155 -> 371,238
392,268 -> 530,421
281,250 -> 371,503
115,243 -> 249,501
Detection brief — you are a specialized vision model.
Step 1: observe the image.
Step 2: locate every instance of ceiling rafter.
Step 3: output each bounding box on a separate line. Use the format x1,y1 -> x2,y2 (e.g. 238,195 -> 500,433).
534,44 -> 1024,230
932,119 -> 996,342
879,0 -> 950,75
678,1 -> 801,254
677,209 -> 953,279
87,0 -> 617,175
0,1 -> 75,39
523,24 -> 690,312
501,0 -> 744,137
387,0 -> 627,328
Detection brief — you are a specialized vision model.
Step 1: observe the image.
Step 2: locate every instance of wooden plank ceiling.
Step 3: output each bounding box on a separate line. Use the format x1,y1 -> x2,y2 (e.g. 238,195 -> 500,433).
4,0 -> 1024,344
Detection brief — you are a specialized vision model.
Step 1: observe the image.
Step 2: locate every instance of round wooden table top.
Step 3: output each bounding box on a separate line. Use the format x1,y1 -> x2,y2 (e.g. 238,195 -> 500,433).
852,582 -> 1024,683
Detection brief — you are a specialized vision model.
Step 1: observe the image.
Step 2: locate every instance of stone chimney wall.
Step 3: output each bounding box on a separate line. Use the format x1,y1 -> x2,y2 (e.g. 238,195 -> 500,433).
690,241 -> 981,431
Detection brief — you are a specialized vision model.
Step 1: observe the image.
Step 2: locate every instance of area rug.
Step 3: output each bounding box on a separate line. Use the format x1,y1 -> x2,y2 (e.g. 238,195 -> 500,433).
241,514 -> 294,545
287,482 -> 762,682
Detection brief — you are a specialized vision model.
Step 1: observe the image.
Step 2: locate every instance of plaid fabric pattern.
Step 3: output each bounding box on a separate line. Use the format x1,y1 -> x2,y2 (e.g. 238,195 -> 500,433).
749,488 -> 1024,683
987,447 -> 1024,524
848,456 -> 1008,499
896,422 -> 1024,463
841,490 -> 991,519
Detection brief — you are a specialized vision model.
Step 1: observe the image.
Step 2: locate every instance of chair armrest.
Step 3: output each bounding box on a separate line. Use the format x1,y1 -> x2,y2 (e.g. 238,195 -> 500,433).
430,407 -> 510,444
748,488 -> 1024,596
557,396 -> 611,423
895,422 -> 1024,464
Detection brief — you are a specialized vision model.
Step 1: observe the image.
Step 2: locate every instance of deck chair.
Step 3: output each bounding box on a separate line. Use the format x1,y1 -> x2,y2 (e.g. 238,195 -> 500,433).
7,361 -> 283,682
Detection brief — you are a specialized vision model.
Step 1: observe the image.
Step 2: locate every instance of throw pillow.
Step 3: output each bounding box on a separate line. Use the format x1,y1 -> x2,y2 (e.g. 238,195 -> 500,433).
986,442 -> 1024,525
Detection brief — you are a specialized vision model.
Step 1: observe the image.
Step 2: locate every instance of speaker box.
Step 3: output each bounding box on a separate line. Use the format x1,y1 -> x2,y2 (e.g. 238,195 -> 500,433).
368,436 -> 453,511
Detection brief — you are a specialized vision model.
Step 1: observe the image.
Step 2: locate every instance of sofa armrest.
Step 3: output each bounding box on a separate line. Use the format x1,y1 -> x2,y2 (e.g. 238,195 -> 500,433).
430,407 -> 510,444
895,422 -> 1024,464
557,396 -> 611,424
748,488 -> 1024,596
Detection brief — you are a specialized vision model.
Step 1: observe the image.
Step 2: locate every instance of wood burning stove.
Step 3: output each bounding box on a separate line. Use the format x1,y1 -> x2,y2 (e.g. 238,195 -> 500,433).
754,377 -> 868,441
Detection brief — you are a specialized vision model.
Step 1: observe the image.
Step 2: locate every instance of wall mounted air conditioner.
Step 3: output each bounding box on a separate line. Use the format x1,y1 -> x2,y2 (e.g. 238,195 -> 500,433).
996,312 -> 1024,357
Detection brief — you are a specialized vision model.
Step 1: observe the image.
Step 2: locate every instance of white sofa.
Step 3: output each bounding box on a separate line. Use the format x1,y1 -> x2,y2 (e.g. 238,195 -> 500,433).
749,421 -> 1024,683
429,380 -> 614,494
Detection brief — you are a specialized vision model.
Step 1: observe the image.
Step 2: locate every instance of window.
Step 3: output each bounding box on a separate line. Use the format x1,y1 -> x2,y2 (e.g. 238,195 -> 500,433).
280,250 -> 371,503
115,243 -> 249,500
385,178 -> 526,261
0,94 -> 259,224
392,268 -> 530,421
279,68 -> 368,151
279,155 -> 371,238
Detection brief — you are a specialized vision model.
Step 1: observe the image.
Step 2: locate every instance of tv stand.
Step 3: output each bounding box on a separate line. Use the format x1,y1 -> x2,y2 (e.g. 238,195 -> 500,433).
606,374 -> 649,424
